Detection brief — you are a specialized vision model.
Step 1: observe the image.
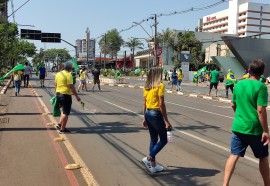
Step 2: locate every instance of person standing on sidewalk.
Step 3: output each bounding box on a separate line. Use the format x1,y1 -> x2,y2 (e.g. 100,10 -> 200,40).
55,61 -> 81,133
177,68 -> 184,92
92,68 -> 101,92
225,69 -> 236,98
142,67 -> 172,174
39,64 -> 47,87
223,59 -> 270,186
23,62 -> 32,87
77,67 -> 89,92
208,68 -> 220,97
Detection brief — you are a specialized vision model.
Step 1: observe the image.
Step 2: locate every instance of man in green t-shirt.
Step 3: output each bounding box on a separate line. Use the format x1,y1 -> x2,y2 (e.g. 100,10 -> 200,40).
223,59 -> 270,186
208,68 -> 220,97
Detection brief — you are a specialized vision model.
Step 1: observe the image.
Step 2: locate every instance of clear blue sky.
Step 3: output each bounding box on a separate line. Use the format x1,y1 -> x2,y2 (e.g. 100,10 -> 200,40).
9,0 -> 267,57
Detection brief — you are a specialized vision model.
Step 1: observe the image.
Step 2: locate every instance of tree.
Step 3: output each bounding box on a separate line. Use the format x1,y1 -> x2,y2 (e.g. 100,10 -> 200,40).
32,48 -> 71,71
0,23 -> 36,66
158,28 -> 175,66
173,31 -> 202,70
98,29 -> 124,61
124,38 -> 144,67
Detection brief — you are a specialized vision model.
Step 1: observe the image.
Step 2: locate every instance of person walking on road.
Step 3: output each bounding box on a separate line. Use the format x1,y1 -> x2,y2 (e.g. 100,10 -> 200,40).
55,61 -> 81,133
177,68 -> 184,92
92,68 -> 101,92
142,67 -> 172,174
208,68 -> 220,97
225,69 -> 236,98
77,67 -> 89,92
170,69 -> 178,91
23,62 -> 32,87
39,63 -> 47,87
223,59 -> 270,186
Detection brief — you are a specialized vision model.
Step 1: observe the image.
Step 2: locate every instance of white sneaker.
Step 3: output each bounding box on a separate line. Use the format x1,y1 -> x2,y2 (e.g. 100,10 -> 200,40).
149,166 -> 157,174
154,164 -> 164,172
142,157 -> 150,164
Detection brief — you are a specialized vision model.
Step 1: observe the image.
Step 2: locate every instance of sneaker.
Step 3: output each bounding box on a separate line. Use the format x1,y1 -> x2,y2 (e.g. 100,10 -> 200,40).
142,157 -> 151,164
56,124 -> 61,130
153,164 -> 164,172
149,166 -> 157,174
59,128 -> 71,134
15,92 -> 17,96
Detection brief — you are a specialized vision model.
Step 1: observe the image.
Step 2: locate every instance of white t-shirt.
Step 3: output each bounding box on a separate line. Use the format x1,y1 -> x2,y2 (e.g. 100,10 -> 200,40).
24,66 -> 31,75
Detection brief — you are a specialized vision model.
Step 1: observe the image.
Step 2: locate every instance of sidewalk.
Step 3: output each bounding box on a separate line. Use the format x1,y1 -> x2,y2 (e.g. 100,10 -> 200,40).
0,85 -> 85,186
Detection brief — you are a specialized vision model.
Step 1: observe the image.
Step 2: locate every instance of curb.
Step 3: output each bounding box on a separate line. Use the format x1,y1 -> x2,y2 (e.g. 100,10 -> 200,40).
1,78 -> 12,95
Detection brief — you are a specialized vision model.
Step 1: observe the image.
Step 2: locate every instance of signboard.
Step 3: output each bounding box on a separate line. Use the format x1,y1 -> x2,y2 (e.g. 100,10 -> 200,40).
206,16 -> 216,22
151,46 -> 162,56
180,51 -> 191,81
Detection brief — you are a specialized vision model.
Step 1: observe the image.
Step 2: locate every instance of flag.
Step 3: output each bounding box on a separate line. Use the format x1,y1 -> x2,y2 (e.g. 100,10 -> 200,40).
71,57 -> 79,71
3,64 -> 25,78
197,66 -> 206,76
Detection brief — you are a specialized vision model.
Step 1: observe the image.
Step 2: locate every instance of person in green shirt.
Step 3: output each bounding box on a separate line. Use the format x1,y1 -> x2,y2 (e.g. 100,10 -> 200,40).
223,59 -> 270,186
225,69 -> 237,98
208,68 -> 220,97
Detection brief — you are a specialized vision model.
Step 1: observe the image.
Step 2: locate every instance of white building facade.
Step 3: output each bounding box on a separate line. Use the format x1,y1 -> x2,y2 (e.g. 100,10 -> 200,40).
200,0 -> 270,38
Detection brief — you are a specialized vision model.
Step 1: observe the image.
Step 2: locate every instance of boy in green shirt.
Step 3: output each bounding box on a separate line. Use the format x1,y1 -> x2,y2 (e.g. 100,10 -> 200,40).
223,59 -> 270,186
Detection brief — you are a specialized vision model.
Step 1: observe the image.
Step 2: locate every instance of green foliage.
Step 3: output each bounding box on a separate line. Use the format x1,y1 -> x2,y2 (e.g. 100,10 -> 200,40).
124,38 -> 144,67
98,29 -> 124,59
0,23 -> 36,66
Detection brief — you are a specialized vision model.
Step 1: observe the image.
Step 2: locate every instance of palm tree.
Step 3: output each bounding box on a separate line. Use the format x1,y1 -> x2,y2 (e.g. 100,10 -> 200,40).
124,38 -> 144,67
158,28 -> 175,66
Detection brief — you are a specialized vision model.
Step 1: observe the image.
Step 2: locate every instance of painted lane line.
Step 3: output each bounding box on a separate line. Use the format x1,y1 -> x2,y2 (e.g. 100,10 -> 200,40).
165,101 -> 234,119
34,90 -> 99,186
103,101 -> 259,164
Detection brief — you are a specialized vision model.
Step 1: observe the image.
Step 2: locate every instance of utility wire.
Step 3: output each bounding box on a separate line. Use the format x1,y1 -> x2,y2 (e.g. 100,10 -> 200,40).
119,0 -> 227,33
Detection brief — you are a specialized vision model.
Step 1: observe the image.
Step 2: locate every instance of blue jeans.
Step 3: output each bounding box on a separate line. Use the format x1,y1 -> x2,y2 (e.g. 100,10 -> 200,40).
177,80 -> 182,91
14,80 -> 21,94
145,109 -> 167,162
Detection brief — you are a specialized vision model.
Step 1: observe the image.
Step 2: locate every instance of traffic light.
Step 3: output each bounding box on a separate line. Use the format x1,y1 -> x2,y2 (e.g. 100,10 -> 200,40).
41,33 -> 61,43
20,29 -> 41,40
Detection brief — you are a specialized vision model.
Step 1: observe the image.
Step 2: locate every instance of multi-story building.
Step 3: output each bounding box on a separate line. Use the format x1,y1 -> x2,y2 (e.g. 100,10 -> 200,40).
199,0 -> 270,38
75,28 -> 95,63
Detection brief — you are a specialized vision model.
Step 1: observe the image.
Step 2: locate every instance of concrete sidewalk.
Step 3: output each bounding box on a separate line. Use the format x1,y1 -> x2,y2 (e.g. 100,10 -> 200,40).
0,85 -> 86,186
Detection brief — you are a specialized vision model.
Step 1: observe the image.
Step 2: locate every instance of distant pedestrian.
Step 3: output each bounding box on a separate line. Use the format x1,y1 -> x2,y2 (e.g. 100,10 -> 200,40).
177,68 -> 184,92
208,68 -> 220,97
39,63 -> 47,87
142,67 -> 172,174
170,69 -> 178,91
55,61 -> 81,133
225,69 -> 236,98
223,59 -> 270,186
23,62 -> 32,87
13,70 -> 23,96
92,68 -> 101,92
71,68 -> 77,85
77,67 -> 89,92
141,69 -> 145,79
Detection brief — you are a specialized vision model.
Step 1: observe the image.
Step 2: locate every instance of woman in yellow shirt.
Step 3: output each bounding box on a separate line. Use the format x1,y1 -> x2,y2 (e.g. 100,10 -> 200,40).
13,70 -> 23,96
142,67 -> 172,174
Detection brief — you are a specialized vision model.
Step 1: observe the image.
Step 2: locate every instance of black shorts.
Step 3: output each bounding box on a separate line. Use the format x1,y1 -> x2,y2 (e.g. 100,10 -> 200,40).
93,79 -> 100,85
56,93 -> 72,115
210,82 -> 218,89
39,75 -> 45,80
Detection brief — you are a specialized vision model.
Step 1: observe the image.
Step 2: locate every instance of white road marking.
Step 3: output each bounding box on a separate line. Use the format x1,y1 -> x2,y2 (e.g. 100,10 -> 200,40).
34,90 -> 99,186
104,100 -> 259,165
165,101 -> 234,119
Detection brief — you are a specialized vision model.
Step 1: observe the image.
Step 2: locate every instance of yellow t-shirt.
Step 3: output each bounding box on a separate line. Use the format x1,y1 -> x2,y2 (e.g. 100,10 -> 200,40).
79,71 -> 86,80
177,71 -> 183,80
55,70 -> 73,95
13,71 -> 23,80
243,74 -> 249,79
143,82 -> 165,109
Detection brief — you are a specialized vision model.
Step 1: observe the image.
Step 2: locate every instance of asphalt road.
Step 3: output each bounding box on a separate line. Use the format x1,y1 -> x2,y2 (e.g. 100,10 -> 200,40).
31,73 -> 268,186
